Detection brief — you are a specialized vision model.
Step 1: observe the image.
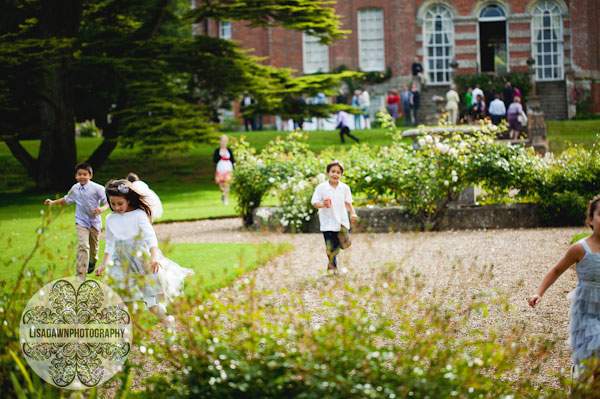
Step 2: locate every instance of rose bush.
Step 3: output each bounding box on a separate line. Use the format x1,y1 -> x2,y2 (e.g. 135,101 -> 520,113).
232,121 -> 600,230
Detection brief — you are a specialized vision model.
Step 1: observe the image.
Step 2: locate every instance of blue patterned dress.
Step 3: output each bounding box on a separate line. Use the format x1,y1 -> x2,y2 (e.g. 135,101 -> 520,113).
567,239 -> 600,366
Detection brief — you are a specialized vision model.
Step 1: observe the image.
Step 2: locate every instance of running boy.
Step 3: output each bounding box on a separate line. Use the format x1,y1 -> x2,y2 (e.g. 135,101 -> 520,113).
311,160 -> 358,272
44,163 -> 109,277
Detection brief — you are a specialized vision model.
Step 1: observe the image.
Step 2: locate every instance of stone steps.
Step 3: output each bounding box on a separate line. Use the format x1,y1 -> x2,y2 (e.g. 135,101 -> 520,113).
534,81 -> 568,120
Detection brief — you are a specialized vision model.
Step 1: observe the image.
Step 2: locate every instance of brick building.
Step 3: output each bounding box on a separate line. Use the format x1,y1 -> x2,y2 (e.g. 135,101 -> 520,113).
198,0 -> 600,122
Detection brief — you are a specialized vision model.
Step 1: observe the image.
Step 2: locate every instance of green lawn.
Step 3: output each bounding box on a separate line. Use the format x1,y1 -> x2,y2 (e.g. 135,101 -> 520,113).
1,122 -> 597,293
0,203 -> 291,293
167,242 -> 292,294
546,120 -> 600,153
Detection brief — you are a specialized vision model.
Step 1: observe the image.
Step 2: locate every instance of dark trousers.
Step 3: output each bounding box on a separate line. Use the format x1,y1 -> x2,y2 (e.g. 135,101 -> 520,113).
491,114 -> 504,126
402,102 -> 411,125
339,126 -> 359,144
244,116 -> 256,131
323,231 -> 341,267
411,108 -> 419,126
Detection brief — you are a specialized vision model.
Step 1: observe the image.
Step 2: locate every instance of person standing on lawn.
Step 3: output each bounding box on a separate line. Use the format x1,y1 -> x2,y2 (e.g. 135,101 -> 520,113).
213,134 -> 235,205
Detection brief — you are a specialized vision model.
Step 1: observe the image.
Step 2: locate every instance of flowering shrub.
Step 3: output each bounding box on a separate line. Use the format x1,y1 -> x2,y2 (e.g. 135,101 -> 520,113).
76,119 -> 102,137
530,142 -> 600,226
569,84 -> 592,117
231,132 -> 324,229
232,118 -> 600,229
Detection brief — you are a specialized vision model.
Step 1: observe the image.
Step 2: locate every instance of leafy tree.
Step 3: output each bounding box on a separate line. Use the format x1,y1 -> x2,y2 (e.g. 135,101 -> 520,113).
0,0 -> 352,190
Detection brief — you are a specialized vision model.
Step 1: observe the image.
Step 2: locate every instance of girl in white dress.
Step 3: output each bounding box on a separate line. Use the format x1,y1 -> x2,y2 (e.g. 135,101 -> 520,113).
95,180 -> 193,337
213,135 -> 235,205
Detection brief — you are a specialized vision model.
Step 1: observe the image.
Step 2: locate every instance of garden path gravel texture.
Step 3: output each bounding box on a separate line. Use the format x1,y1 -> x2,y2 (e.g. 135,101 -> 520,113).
151,219 -> 584,387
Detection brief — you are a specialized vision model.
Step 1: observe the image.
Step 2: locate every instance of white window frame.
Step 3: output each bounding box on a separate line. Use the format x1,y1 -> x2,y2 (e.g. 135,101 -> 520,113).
423,5 -> 454,85
479,4 -> 506,21
302,33 -> 329,74
357,8 -> 385,72
531,0 -> 564,81
219,21 -> 232,40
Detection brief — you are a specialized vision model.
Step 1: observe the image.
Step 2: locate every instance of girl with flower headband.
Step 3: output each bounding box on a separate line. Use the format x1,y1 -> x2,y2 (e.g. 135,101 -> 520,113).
95,179 -> 193,342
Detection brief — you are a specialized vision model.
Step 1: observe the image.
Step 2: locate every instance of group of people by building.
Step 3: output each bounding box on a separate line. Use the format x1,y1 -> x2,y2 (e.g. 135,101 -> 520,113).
457,81 -> 527,139
386,84 -> 421,127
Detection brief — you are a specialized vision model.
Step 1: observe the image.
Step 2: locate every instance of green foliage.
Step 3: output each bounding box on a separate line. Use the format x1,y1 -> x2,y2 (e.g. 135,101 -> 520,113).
232,116 -> 600,229
0,0 -> 353,188
76,119 -> 102,138
331,64 -> 392,94
139,264 -> 592,398
187,0 -> 349,45
569,84 -> 593,118
230,132 -> 323,229
4,192 -> 600,398
531,143 -> 600,226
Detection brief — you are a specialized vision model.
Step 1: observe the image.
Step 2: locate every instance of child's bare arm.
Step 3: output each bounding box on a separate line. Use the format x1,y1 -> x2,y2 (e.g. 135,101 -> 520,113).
44,197 -> 66,206
528,244 -> 583,307
93,203 -> 110,215
95,253 -> 110,276
149,247 -> 162,274
345,202 -> 358,222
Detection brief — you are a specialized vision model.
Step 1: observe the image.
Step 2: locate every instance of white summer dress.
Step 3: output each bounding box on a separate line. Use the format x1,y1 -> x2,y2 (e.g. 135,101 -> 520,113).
104,209 -> 193,307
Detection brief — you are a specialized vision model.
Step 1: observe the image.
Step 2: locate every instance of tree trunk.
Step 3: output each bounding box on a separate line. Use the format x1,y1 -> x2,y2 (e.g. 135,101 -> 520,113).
30,0 -> 82,190
35,59 -> 78,190
86,121 -> 119,170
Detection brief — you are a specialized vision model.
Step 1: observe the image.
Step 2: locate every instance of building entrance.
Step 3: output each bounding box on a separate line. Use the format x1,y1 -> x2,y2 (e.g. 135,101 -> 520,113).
479,21 -> 507,73
478,4 -> 508,74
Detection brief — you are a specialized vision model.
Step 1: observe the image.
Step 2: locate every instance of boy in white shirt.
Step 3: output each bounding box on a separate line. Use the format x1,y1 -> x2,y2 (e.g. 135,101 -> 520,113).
311,161 -> 358,272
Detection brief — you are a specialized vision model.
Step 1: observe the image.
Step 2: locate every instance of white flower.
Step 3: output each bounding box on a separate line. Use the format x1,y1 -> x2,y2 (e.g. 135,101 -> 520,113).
448,148 -> 459,157
452,175 -> 458,182
365,176 -> 372,183
436,143 -> 449,154
444,180 -> 449,186
418,138 -> 426,147
268,177 -> 275,183
424,135 -> 433,144
377,173 -> 383,179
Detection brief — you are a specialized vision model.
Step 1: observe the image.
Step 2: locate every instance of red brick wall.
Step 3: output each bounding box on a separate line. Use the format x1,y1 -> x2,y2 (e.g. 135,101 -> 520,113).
570,0 -> 599,71
200,0 -> 600,114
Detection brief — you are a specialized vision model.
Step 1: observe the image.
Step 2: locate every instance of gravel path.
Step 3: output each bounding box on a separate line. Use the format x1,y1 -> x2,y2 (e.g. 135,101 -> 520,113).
152,218 -> 584,386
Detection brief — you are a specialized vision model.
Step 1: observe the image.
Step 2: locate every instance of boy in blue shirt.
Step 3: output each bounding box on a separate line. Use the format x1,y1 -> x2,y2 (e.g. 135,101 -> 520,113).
44,163 -> 109,277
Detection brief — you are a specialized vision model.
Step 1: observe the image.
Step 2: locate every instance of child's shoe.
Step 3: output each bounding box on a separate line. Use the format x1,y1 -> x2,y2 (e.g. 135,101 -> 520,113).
87,261 -> 96,274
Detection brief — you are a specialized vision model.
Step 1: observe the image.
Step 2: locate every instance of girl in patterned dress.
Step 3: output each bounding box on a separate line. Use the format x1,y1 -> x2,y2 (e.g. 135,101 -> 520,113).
528,195 -> 600,377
